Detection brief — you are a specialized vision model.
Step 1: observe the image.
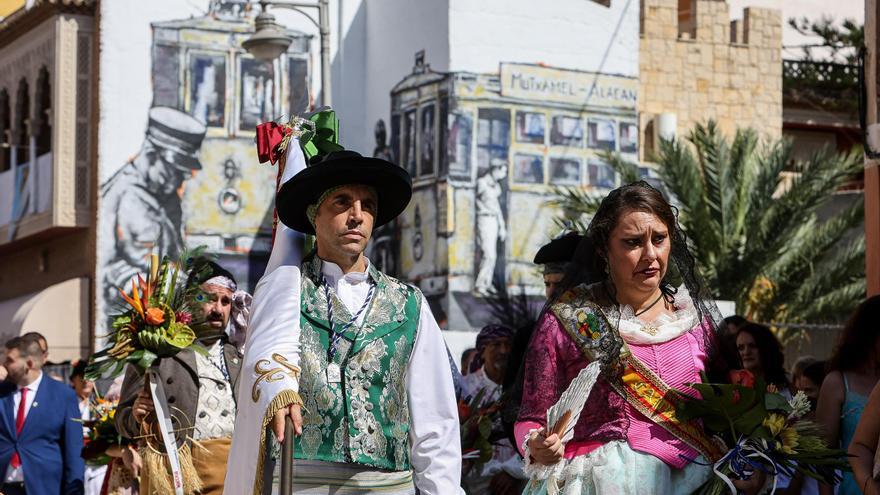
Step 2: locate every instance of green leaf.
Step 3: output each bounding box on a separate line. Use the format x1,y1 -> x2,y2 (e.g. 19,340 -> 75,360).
164,323 -> 196,349
135,349 -> 158,370
765,392 -> 793,412
477,416 -> 492,439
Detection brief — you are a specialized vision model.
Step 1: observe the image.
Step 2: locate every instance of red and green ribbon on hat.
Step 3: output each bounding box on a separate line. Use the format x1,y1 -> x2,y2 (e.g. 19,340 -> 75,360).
256,108 -> 344,246
255,107 -> 343,166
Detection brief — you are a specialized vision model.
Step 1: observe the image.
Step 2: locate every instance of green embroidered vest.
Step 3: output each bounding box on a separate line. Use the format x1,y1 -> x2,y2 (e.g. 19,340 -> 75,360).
294,256 -> 421,471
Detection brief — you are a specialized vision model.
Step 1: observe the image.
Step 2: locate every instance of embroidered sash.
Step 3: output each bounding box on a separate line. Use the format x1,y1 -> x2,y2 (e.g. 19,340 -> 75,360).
611,350 -> 723,462
551,287 -> 723,463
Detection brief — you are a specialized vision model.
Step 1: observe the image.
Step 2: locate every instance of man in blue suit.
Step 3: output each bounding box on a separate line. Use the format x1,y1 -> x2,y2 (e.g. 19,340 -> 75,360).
0,336 -> 84,495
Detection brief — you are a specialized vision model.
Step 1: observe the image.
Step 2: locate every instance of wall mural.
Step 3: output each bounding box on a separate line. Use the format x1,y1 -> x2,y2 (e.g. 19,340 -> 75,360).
390,59 -> 639,330
366,119 -> 401,275
98,0 -> 311,325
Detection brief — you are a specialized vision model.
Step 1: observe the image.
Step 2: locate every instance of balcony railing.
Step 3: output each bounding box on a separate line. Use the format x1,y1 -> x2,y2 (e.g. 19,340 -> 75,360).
782,59 -> 859,113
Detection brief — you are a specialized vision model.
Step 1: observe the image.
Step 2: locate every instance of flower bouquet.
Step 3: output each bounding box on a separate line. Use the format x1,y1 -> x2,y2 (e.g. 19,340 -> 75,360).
86,251 -> 210,380
80,397 -> 127,466
458,388 -> 503,472
675,369 -> 849,494
86,249 -> 213,495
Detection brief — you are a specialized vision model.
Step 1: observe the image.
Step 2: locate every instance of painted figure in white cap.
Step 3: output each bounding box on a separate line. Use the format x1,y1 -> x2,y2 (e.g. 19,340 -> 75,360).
99,106 -> 207,312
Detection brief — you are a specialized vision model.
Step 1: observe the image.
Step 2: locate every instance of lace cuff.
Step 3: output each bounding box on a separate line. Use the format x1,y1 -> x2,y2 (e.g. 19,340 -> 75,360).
522,428 -> 567,481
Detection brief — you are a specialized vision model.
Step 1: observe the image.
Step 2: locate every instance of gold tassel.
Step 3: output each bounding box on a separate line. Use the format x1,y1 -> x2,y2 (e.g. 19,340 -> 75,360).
250,389 -> 305,495
141,443 -> 204,495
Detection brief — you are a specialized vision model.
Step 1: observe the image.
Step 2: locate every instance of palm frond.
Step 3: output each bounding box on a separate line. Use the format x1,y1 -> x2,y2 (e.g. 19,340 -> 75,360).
766,198 -> 864,298
742,147 -> 861,288
547,186 -> 601,231
599,151 -> 641,184
787,236 -> 865,313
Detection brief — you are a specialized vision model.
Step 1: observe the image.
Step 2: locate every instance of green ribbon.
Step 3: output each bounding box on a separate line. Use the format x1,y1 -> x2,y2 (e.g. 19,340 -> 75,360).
300,107 -> 344,162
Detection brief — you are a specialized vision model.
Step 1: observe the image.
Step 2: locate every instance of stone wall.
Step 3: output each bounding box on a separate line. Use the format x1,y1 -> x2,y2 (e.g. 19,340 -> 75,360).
640,0 -> 782,150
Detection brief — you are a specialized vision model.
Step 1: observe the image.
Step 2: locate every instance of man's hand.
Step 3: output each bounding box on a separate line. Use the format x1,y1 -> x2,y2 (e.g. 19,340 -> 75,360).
132,389 -> 154,423
527,429 -> 564,465
272,404 -> 303,443
122,445 -> 142,477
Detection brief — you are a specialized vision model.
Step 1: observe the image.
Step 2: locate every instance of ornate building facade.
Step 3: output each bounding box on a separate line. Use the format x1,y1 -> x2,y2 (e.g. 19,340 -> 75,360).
0,0 -> 95,361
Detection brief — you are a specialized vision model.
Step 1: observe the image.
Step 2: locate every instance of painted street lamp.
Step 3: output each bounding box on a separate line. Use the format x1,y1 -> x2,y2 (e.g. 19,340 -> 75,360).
243,0 -> 332,106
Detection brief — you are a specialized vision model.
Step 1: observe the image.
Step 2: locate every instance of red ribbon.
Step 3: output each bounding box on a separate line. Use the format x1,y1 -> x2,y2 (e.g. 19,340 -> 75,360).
255,121 -> 292,165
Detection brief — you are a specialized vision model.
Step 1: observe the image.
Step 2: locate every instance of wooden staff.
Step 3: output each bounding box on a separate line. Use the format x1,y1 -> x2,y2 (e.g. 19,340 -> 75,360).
280,417 -> 295,495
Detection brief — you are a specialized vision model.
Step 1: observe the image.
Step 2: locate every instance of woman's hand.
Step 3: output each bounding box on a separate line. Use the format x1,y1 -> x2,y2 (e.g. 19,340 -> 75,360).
527,429 -> 564,465
732,471 -> 766,495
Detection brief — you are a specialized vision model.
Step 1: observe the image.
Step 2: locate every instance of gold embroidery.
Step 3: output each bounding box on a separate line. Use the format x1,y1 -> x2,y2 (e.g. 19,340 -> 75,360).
252,354 -> 301,402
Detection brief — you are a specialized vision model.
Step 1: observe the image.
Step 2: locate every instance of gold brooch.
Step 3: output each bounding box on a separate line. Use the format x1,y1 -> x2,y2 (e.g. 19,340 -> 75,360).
640,325 -> 659,336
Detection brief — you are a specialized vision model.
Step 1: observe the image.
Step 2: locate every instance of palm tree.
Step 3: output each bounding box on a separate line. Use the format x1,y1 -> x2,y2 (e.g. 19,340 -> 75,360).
551,122 -> 864,334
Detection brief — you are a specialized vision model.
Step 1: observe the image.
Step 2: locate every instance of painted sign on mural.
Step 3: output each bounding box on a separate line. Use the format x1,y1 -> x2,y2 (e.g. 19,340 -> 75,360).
499,63 -> 638,109
97,0 -> 312,326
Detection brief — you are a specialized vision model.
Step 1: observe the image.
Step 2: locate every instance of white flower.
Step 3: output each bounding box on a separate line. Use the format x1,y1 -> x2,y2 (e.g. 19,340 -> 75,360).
788,391 -> 811,420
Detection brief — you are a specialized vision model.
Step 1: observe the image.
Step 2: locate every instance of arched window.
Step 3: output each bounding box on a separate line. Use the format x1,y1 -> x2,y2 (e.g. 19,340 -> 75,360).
15,78 -> 29,166
34,67 -> 51,157
0,90 -> 10,173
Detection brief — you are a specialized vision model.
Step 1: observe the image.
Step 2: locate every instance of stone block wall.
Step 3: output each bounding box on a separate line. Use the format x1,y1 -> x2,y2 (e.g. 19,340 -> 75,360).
640,0 -> 782,151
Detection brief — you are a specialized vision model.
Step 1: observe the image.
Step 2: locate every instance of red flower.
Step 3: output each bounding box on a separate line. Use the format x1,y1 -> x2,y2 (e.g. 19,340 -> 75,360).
729,369 -> 756,388
175,311 -> 192,325
458,401 -> 471,420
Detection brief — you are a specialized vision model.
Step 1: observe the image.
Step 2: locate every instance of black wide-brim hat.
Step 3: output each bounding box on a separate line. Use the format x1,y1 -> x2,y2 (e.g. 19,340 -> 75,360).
534,232 -> 584,264
277,150 -> 412,234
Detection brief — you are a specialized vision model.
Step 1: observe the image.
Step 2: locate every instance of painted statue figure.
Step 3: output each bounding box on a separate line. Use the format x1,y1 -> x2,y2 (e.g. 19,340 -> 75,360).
474,159 -> 508,296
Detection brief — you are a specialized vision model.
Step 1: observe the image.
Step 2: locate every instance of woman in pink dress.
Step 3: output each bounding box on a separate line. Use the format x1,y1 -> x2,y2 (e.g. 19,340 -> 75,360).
515,182 -> 745,494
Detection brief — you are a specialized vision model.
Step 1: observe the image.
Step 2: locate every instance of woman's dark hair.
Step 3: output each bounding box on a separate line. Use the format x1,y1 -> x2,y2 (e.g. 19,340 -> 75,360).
737,323 -> 789,389
801,360 -> 827,388
827,295 -> 880,372
721,315 -> 748,330
555,181 -> 683,301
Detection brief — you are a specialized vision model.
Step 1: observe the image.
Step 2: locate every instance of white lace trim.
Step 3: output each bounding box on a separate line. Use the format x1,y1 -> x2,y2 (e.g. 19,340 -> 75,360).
522,428 -> 567,482
605,286 -> 701,345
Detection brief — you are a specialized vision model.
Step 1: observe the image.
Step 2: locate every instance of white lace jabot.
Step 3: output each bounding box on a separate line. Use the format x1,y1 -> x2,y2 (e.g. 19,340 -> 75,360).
612,286 -> 701,345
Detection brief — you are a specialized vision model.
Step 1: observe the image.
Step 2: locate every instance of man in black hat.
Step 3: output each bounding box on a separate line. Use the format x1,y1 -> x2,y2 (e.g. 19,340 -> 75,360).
226,115 -> 462,494
500,231 -> 584,461
533,231 -> 583,300
99,106 -> 207,313
116,259 -> 241,495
